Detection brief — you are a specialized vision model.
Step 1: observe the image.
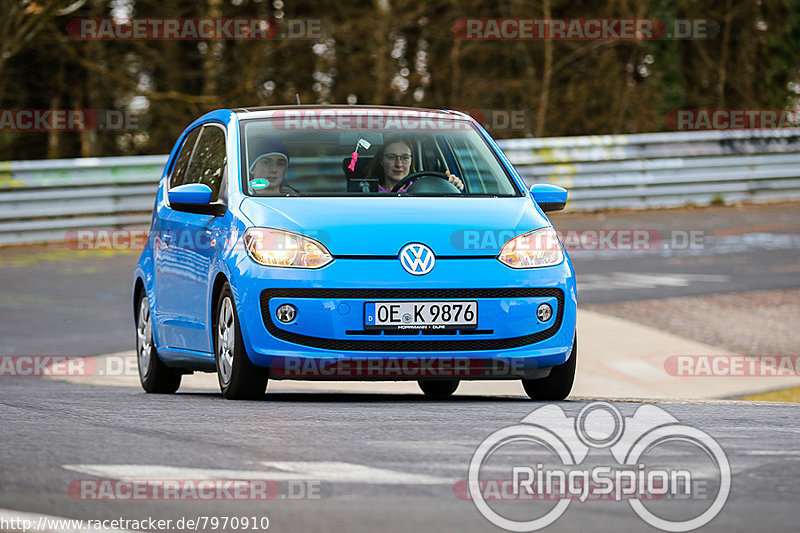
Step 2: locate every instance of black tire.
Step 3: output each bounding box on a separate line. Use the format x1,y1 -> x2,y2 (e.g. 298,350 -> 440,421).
136,292 -> 181,394
418,379 -> 460,398
522,335 -> 577,401
215,283 -> 269,400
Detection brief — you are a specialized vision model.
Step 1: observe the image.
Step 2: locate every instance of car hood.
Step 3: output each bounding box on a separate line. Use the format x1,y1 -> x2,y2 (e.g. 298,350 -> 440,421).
239,196 -> 551,256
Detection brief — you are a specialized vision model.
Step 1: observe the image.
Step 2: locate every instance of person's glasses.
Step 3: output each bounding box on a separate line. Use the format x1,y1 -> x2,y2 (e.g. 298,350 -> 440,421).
383,154 -> 412,163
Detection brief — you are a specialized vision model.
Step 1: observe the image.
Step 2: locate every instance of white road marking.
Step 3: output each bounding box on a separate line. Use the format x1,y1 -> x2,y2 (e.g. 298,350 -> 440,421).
63,462 -> 453,485
259,461 -> 456,484
742,450 -> 800,456
579,272 -> 729,291
602,359 -> 668,384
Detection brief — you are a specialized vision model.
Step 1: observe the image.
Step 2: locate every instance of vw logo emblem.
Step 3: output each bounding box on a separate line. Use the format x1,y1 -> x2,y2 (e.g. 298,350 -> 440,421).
399,243 -> 435,275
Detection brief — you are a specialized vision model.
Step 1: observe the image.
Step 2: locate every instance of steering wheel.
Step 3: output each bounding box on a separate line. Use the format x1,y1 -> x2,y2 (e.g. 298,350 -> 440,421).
390,171 -> 459,193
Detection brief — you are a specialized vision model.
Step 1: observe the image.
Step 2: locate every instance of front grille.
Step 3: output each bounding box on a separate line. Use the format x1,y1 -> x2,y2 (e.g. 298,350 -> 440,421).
259,288 -> 564,352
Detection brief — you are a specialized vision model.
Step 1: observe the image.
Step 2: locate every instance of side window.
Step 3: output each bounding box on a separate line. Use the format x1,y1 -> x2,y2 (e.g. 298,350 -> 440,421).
169,127 -> 201,189
186,125 -> 227,202
447,136 -> 497,194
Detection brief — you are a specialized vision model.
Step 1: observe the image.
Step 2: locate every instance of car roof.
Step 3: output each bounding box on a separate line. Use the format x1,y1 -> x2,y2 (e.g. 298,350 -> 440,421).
230,105 -> 472,121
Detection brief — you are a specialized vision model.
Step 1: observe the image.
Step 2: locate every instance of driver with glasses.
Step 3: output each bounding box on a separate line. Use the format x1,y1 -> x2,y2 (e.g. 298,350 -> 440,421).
367,134 -> 464,193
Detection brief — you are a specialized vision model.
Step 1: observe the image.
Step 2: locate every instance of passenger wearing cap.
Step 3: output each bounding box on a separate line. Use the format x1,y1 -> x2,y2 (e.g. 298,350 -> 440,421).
248,137 -> 297,195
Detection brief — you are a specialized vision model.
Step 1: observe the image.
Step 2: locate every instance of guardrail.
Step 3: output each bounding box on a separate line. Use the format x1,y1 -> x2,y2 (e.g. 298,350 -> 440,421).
499,128 -> 800,210
0,155 -> 167,246
1,129 -> 799,246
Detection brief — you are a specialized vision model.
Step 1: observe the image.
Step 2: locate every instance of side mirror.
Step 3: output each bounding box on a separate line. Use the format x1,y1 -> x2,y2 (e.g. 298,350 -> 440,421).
169,183 -> 226,216
530,183 -> 567,212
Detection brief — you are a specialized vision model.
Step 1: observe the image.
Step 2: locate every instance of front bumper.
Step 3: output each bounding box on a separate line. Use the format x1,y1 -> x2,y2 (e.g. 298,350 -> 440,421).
232,257 -> 578,380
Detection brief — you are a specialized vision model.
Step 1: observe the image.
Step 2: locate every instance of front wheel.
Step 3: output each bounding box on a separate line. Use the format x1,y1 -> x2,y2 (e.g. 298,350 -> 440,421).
522,335 -> 577,401
418,379 -> 460,398
215,283 -> 269,400
136,293 -> 181,393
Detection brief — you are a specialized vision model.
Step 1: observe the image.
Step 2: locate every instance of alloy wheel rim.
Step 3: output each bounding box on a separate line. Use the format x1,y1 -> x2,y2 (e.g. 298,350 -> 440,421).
137,297 -> 152,377
217,296 -> 235,384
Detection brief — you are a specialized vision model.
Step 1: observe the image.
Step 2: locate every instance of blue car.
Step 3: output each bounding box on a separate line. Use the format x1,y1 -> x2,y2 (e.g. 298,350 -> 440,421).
133,106 -> 577,400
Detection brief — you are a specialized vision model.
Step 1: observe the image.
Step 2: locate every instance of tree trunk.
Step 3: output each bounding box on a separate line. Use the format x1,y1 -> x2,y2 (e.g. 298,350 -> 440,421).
203,0 -> 223,101
535,0 -> 552,137
47,93 -> 61,159
716,0 -> 733,109
372,0 -> 391,103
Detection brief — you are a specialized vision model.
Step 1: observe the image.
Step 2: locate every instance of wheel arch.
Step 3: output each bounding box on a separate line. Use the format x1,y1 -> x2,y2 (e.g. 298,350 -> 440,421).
133,276 -> 146,324
210,272 -> 230,330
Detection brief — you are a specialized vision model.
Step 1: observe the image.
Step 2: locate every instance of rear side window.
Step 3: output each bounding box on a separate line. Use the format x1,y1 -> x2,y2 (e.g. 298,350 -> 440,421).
186,125 -> 227,202
169,127 -> 201,189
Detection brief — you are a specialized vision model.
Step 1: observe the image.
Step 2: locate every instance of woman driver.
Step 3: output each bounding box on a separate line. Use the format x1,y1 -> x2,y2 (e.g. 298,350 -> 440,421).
367,135 -> 464,192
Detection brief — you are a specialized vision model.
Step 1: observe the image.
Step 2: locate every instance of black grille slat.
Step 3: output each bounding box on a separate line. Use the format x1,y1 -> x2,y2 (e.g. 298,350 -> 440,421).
344,329 -> 489,336
260,288 -> 564,352
264,288 -> 552,299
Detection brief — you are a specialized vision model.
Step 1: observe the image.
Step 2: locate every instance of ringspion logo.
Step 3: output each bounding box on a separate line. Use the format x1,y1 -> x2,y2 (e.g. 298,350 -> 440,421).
464,402 -> 730,531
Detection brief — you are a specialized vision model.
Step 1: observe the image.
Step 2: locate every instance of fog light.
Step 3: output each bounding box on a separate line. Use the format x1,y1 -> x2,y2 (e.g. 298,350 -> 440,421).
537,304 -> 553,322
276,304 -> 297,323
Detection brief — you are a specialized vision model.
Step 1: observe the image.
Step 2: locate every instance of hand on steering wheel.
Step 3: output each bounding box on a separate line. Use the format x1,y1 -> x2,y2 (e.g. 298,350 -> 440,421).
390,170 -> 465,192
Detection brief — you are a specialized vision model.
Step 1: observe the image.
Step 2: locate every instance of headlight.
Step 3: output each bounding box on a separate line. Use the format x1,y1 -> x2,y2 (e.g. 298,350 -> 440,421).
243,228 -> 333,268
498,227 -> 564,268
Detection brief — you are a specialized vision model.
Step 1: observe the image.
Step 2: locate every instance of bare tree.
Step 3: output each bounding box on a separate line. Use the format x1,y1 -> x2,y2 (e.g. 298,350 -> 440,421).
0,0 -> 85,101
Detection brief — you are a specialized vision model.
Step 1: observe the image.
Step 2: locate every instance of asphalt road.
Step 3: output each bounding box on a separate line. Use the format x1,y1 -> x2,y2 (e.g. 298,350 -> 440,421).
550,202 -> 800,303
1,379 -> 799,533
1,203 -> 799,532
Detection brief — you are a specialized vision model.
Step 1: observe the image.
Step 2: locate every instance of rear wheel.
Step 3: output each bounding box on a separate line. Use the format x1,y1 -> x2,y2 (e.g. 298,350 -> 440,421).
215,283 -> 268,400
136,293 -> 181,393
418,379 -> 460,398
522,335 -> 576,401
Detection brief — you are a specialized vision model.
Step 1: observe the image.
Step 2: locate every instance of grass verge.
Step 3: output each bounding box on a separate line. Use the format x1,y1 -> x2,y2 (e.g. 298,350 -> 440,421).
740,386 -> 800,402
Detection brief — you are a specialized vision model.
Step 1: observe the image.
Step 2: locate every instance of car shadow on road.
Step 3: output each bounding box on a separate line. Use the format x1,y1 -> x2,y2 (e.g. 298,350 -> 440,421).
173,391 -> 573,403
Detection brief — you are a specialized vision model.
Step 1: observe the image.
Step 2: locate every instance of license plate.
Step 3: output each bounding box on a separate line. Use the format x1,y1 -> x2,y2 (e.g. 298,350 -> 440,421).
364,301 -> 478,330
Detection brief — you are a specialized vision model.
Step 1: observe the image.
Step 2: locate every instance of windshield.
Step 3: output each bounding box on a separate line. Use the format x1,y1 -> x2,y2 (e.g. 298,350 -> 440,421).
239,110 -> 520,197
